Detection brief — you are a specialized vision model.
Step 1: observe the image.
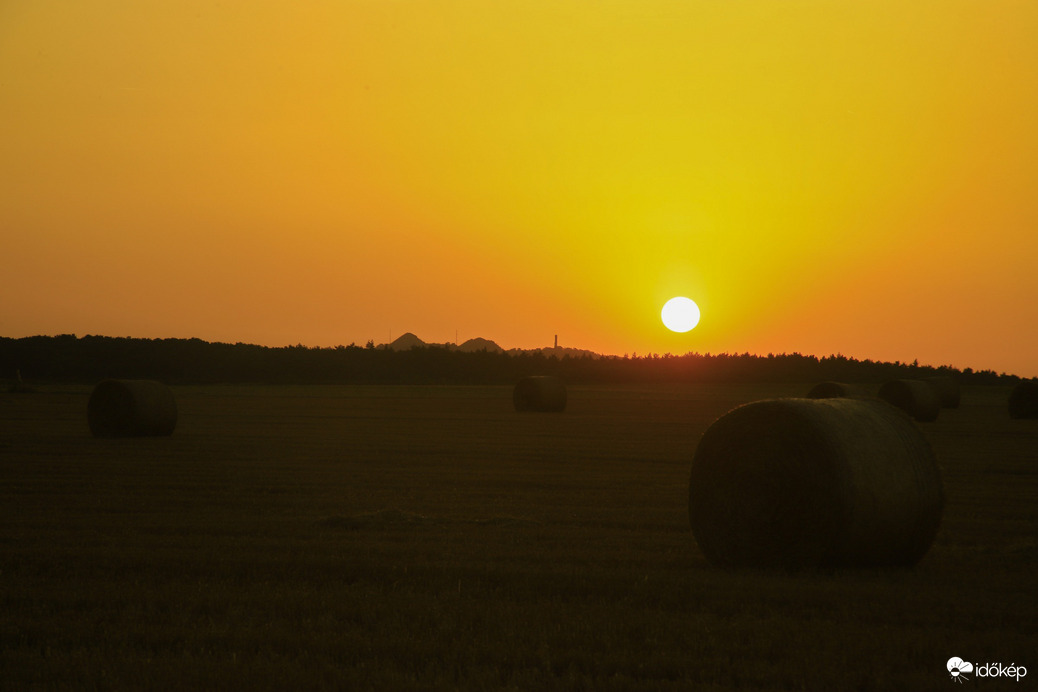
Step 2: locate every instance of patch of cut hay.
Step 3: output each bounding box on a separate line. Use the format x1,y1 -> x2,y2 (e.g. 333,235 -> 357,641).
319,509 -> 433,530
805,382 -> 869,399
1008,380 -> 1038,419
471,515 -> 542,527
925,375 -> 961,408
318,511 -> 541,530
87,379 -> 177,437
513,376 -> 567,413
878,379 -> 941,422
688,397 -> 944,570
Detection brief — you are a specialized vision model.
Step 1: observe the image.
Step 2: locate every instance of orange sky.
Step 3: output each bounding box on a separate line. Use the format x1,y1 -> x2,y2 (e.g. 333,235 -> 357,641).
2,1 -> 1037,376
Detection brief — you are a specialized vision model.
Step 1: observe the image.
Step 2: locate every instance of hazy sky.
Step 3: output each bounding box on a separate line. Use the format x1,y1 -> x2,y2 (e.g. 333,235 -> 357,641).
3,1 -> 1036,376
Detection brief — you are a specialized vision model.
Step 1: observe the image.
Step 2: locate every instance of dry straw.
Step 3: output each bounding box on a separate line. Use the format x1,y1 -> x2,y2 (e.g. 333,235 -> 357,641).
88,379 -> 178,437
688,397 -> 944,570
1008,380 -> 1038,419
513,376 -> 567,412
806,382 -> 869,399
925,375 -> 961,409
878,379 -> 941,422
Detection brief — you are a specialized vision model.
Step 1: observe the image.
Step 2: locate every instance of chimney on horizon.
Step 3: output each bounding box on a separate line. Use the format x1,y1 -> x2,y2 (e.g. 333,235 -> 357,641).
554,334 -> 558,349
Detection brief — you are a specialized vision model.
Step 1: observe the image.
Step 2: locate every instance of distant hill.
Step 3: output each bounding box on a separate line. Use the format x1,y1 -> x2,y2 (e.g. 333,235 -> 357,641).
378,333 -> 595,358
385,332 -> 427,351
455,337 -> 505,354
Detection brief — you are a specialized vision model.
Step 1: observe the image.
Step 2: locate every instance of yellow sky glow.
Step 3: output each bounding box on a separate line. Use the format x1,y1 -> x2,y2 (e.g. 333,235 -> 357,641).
2,1 -> 1036,375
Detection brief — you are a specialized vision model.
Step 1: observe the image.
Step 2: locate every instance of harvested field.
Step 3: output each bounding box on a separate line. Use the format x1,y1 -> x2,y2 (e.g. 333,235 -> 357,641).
1,383 -> 1035,690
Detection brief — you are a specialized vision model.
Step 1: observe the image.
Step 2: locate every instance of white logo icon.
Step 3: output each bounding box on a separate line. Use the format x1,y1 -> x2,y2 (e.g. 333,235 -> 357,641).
948,657 -> 974,683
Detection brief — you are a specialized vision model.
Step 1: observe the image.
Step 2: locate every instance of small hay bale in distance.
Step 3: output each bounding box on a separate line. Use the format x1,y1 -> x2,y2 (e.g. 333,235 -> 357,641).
88,379 -> 178,437
878,379 -> 941,422
806,381 -> 869,399
688,397 -> 944,570
513,376 -> 567,413
925,375 -> 961,409
1008,380 -> 1038,419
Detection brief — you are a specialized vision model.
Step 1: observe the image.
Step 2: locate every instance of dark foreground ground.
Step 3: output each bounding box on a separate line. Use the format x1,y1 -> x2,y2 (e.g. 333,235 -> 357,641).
1,383 -> 1035,690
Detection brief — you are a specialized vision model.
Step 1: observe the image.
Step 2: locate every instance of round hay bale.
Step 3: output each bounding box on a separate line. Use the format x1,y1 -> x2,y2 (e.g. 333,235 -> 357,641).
925,375 -> 961,409
689,397 -> 944,569
877,379 -> 941,422
513,376 -> 567,413
806,382 -> 868,399
88,379 -> 178,437
1008,380 -> 1038,419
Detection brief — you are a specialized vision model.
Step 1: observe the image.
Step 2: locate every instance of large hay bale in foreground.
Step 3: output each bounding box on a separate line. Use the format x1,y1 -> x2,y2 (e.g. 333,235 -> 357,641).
513,376 -> 567,412
689,397 -> 943,570
1008,380 -> 1038,419
925,375 -> 961,409
806,382 -> 869,399
88,379 -> 178,437
878,379 -> 941,422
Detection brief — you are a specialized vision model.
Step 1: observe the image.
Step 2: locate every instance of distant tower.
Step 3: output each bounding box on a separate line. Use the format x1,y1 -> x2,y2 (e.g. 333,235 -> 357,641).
554,334 -> 558,349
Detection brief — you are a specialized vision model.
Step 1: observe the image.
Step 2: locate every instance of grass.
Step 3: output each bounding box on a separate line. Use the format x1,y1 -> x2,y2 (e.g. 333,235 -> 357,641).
1,383 -> 1035,690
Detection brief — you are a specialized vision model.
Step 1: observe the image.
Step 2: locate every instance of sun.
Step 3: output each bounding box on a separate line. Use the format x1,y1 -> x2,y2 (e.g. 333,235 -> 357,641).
661,296 -> 701,333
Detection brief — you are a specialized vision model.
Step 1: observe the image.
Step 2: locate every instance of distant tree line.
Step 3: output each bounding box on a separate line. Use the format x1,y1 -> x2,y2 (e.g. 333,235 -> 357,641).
0,334 -> 1018,386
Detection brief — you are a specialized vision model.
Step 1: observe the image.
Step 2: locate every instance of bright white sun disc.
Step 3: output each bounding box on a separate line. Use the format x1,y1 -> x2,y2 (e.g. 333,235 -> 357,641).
661,297 -> 701,333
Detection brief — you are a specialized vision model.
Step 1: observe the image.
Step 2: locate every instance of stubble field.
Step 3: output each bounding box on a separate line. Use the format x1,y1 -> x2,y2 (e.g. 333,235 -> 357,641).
1,383 -> 1035,690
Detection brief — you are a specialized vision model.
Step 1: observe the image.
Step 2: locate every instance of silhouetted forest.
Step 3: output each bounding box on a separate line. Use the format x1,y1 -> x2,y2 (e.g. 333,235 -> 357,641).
0,335 -> 1017,386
